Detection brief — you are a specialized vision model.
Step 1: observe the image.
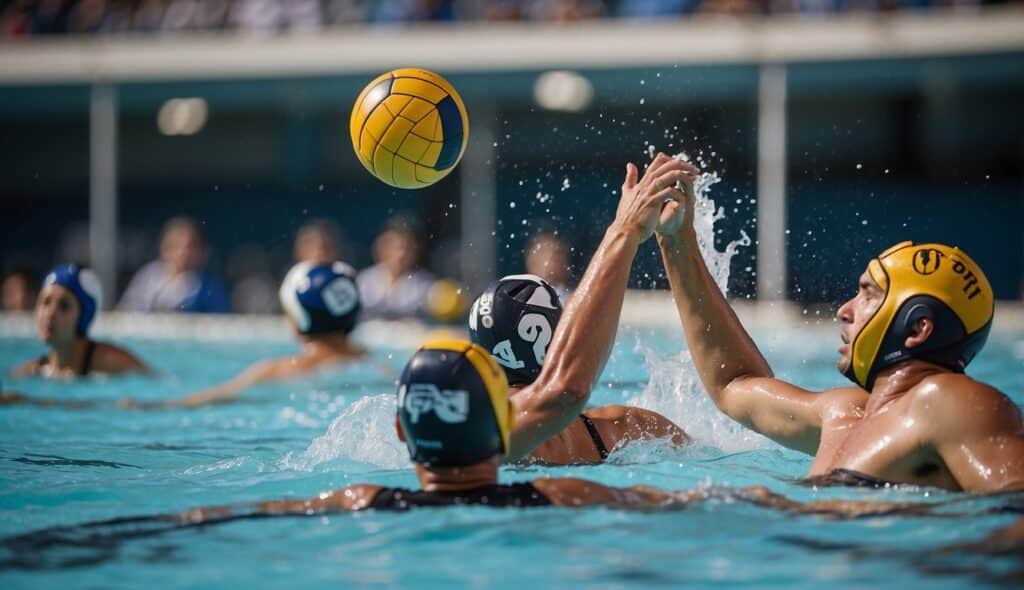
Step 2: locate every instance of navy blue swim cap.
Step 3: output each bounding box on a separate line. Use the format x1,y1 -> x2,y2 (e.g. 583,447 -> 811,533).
279,261 -> 360,335
467,274 -> 562,385
397,339 -> 513,467
43,264 -> 102,336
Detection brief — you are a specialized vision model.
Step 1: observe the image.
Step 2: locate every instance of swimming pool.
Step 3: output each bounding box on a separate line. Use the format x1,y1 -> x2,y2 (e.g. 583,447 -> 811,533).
1,320 -> 1022,589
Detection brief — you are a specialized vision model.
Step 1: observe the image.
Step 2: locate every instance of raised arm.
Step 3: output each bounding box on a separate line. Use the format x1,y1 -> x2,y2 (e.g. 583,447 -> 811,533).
506,154 -> 694,460
655,163 -> 826,454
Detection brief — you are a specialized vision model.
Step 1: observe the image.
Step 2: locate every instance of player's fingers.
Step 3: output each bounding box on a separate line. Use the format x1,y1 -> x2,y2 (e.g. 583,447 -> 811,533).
622,163 -> 639,191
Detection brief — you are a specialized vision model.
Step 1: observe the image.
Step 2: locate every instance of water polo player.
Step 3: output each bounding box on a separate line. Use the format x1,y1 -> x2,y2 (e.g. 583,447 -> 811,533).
12,264 -> 149,379
126,261 -> 366,408
468,274 -> 689,464
18,341 -> 930,530
656,153 -> 1024,491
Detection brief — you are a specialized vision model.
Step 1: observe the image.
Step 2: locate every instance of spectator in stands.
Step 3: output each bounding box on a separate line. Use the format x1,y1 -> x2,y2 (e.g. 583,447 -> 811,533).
293,218 -> 342,265
2,267 -> 38,312
118,217 -> 230,313
357,214 -> 435,321
525,231 -> 572,300
619,0 -> 696,18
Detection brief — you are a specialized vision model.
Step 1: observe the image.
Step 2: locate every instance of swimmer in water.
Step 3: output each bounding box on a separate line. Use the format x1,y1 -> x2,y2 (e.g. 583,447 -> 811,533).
468,274 -> 690,465
11,264 -> 149,379
124,261 -> 365,408
3,341 -> 944,551
654,153 -> 1024,492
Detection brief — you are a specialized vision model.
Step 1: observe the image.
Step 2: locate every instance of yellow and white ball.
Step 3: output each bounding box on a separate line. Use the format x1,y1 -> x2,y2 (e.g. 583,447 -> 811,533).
349,68 -> 469,190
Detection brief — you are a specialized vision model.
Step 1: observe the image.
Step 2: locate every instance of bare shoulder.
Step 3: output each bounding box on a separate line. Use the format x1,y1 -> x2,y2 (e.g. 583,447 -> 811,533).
92,342 -> 150,375
910,373 -> 1022,433
814,387 -> 868,419
531,477 -> 618,507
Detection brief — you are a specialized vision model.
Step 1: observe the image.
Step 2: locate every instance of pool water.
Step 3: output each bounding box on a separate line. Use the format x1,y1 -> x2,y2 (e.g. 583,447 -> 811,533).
1,324 -> 1022,589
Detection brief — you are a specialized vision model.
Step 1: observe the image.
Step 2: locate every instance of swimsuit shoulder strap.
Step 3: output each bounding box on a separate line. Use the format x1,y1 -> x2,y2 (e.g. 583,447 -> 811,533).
80,340 -> 97,376
578,413 -> 610,460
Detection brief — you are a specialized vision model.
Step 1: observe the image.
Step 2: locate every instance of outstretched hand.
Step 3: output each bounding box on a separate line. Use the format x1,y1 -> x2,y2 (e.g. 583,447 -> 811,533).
614,153 -> 699,243
653,155 -> 699,238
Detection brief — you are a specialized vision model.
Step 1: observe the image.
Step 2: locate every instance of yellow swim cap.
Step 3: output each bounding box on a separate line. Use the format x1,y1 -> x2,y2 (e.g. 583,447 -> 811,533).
845,241 -> 994,389
397,339 -> 515,466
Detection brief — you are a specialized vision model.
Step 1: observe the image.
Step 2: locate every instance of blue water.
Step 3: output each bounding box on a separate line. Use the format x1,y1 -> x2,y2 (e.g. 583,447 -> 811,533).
1,324 -> 1022,589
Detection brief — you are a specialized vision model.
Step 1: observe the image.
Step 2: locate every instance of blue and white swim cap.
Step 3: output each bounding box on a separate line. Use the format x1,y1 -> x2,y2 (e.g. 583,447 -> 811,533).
43,264 -> 103,336
279,261 -> 360,335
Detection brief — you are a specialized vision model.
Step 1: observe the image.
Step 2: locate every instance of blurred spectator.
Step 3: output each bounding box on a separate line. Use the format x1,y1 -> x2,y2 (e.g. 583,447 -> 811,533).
619,0 -> 696,18
356,214 -> 436,321
293,218 -> 341,264
525,231 -> 572,300
1,0 -> 1008,39
2,267 -> 39,311
118,217 -> 230,313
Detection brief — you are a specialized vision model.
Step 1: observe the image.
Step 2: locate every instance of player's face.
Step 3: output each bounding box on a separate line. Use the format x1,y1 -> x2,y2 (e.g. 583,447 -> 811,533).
36,284 -> 80,345
834,268 -> 885,373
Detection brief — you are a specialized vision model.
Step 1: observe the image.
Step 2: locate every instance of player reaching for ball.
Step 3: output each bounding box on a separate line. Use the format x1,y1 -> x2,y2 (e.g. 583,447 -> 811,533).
464,153 -> 699,462
468,274 -> 689,464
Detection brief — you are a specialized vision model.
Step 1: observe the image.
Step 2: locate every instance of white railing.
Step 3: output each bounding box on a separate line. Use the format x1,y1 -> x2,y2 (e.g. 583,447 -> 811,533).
2,297 -> 1022,342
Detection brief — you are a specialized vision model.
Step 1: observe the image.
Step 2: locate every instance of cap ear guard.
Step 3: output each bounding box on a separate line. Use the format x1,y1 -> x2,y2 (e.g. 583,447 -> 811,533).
397,339 -> 513,467
467,275 -> 562,385
844,242 -> 994,390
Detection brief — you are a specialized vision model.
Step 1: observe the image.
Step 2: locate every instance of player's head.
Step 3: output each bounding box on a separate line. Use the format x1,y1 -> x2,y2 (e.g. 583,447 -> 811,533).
37,264 -> 102,344
467,275 -> 562,385
836,242 -> 994,389
279,261 -> 360,337
396,339 -> 513,467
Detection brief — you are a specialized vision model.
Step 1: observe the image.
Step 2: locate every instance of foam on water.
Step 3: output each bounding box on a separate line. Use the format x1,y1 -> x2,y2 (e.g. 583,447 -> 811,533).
283,394 -> 410,471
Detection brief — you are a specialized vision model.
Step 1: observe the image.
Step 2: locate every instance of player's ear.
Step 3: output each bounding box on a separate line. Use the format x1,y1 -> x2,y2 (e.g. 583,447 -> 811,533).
904,317 -> 935,350
395,415 -> 406,442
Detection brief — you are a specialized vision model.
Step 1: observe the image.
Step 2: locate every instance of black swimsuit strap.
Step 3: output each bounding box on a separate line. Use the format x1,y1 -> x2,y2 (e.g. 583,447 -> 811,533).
79,340 -> 97,376
578,413 -> 610,460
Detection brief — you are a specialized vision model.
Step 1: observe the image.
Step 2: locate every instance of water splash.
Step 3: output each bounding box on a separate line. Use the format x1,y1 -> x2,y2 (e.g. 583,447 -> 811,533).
674,151 -> 751,296
627,152 -> 767,454
627,345 -> 772,454
282,394 -> 410,471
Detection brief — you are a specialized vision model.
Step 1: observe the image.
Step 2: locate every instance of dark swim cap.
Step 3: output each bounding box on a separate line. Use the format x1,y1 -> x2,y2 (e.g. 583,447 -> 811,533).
844,241 -> 994,390
467,274 -> 562,385
279,261 -> 360,335
397,339 -> 513,467
43,264 -> 103,336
